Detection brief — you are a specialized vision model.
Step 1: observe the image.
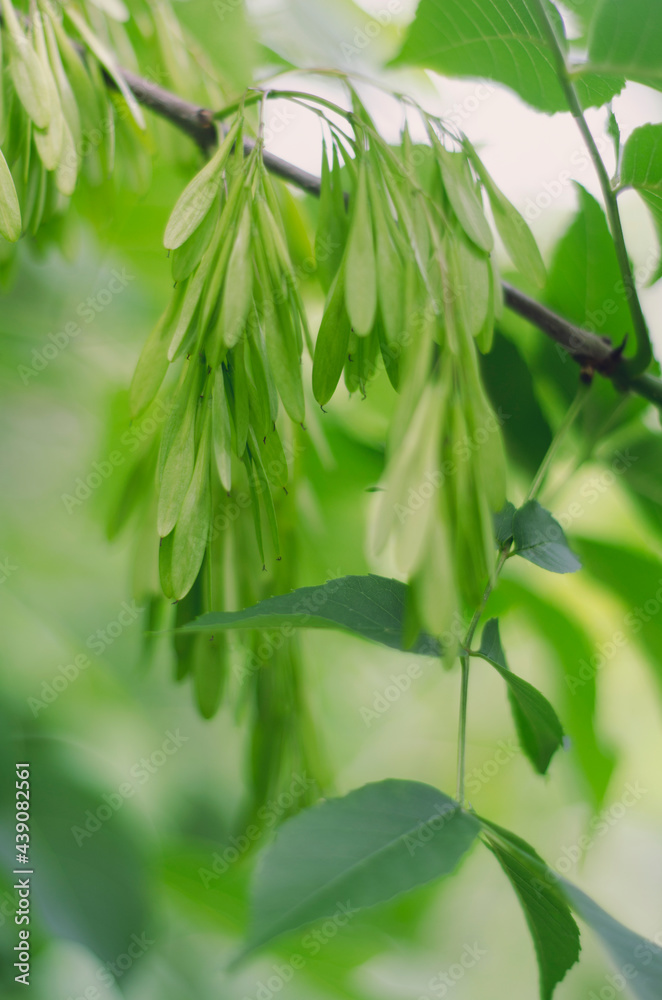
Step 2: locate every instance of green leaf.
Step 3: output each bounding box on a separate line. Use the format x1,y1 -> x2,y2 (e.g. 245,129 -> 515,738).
480,331 -> 553,476
494,501 -> 516,547
0,148 -> 21,242
392,0 -> 623,114
241,780 -> 479,956
546,184 -> 631,342
179,574 -> 441,655
620,124 -> 662,283
490,579 -> 616,807
513,500 -> 582,574
164,119 -> 240,250
588,0 -> 662,90
560,880 -> 662,1000
478,618 -> 564,774
313,264 -> 352,406
345,160 -> 377,336
572,537 -> 662,698
482,820 -> 580,1000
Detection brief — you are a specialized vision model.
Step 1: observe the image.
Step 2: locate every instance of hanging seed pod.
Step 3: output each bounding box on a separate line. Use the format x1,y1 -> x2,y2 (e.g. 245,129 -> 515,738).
229,338 -> 249,456
467,144 -> 546,287
220,205 -> 253,348
312,264 -> 351,406
371,378 -> 446,572
130,279 -> 187,417
259,424 -> 288,490
248,432 -> 281,560
315,139 -> 347,292
64,7 -> 145,129
212,366 -> 232,491
449,232 -> 491,341
1,0 -> 51,130
433,138 -> 493,254
344,157 -> 377,336
171,200 -> 218,283
164,118 -> 240,250
193,631 -> 227,720
31,10 -> 64,175
367,166 -> 404,345
412,512 -> 459,641
171,415 -> 212,600
0,146 -> 21,241
157,371 -> 200,536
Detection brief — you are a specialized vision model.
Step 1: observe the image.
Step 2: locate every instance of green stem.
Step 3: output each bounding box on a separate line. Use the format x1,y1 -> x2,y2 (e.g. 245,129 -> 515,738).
455,380 -> 590,805
526,380 -> 590,501
530,0 -> 652,377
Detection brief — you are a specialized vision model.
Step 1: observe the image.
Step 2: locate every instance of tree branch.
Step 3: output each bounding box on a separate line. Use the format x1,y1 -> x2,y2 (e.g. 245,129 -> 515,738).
59,62 -> 662,408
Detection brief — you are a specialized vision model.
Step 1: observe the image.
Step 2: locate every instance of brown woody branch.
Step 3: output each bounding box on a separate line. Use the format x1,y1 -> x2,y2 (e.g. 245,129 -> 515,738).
70,64 -> 662,408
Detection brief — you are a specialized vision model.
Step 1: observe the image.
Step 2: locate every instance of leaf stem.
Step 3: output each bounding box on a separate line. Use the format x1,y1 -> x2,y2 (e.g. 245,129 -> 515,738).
526,380 -> 591,502
529,0 -> 652,377
455,379 -> 590,805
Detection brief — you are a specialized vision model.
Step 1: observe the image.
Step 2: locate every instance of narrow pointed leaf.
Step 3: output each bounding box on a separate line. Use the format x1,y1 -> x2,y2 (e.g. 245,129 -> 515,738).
513,500 -> 582,574
481,819 -> 580,1000
178,574 -> 441,655
478,619 -> 564,774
